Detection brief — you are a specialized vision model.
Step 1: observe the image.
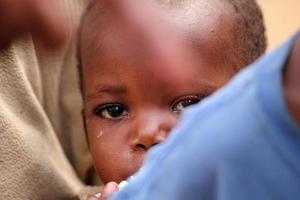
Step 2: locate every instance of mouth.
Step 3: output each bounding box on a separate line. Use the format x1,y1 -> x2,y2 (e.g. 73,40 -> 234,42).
122,163 -> 142,182
120,149 -> 145,182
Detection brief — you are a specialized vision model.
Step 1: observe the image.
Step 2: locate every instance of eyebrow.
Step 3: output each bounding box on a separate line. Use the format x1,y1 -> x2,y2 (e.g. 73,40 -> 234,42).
86,85 -> 128,100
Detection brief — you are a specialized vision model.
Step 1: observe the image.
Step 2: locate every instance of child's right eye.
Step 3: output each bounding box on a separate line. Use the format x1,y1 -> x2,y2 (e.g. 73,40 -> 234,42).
93,103 -> 129,120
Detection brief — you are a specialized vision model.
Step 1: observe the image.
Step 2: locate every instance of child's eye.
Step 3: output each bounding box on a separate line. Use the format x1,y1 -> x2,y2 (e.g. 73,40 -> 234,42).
94,103 -> 129,120
172,95 -> 202,113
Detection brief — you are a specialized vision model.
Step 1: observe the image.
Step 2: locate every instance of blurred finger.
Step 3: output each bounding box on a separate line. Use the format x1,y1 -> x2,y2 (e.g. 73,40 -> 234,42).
0,0 -> 29,47
29,0 -> 68,47
101,0 -> 197,88
87,193 -> 101,200
0,0 -> 67,48
100,182 -> 119,200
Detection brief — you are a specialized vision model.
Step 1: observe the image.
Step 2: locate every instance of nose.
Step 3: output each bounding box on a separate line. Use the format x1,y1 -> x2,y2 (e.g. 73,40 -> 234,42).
131,110 -> 178,151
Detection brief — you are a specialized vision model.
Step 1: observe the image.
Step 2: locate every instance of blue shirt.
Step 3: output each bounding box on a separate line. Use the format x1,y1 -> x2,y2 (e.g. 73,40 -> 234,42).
112,33 -> 300,200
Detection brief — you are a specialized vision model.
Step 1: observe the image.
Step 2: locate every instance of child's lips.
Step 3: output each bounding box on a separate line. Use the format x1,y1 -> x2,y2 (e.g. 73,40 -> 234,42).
122,151 -> 144,181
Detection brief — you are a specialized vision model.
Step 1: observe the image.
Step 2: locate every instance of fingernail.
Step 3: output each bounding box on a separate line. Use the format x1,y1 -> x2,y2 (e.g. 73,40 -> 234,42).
95,193 -> 101,198
118,180 -> 128,189
104,182 -> 118,194
88,193 -> 101,200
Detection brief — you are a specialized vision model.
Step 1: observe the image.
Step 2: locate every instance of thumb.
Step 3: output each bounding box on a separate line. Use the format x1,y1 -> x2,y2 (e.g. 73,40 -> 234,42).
101,182 -> 119,200
88,193 -> 101,200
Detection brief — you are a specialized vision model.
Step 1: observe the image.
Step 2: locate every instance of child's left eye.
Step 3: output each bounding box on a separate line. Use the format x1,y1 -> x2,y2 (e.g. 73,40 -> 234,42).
172,95 -> 202,113
93,103 -> 129,120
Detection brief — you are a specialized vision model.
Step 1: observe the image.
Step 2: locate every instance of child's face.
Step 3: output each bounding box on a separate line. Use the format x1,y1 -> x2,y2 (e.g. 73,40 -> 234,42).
81,4 -> 236,184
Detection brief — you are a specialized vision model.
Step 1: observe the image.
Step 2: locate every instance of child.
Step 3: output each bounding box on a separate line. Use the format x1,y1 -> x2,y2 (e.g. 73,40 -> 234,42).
78,0 -> 266,190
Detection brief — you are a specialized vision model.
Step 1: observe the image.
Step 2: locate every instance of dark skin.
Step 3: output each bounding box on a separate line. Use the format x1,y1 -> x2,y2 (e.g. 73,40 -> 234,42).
0,0 -> 67,48
284,35 -> 300,124
84,1 -> 300,200
87,35 -> 300,200
81,0 -> 242,197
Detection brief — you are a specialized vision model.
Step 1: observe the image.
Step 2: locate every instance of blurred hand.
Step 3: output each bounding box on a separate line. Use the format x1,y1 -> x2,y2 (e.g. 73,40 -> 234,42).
100,0 -> 198,89
0,0 -> 67,48
88,182 -> 119,200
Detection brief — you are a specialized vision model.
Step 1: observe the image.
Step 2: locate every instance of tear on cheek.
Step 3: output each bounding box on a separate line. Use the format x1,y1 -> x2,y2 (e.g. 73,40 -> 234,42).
97,130 -> 103,139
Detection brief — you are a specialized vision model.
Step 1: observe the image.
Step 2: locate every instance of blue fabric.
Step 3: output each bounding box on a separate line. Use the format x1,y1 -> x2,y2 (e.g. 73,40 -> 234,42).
111,33 -> 300,200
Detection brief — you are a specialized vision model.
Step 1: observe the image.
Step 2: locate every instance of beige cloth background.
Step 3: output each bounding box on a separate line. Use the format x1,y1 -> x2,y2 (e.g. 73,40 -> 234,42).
258,0 -> 300,50
0,0 -> 93,199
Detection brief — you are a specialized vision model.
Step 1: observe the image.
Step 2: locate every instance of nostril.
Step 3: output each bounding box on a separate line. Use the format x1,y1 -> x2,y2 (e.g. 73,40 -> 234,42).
136,144 -> 147,151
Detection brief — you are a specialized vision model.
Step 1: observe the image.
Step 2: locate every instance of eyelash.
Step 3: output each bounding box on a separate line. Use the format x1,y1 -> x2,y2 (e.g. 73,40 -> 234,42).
93,103 -> 129,120
171,95 -> 203,113
93,95 -> 207,120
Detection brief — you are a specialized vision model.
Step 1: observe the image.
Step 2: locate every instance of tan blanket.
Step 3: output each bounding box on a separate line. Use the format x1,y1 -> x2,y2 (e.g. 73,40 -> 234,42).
0,0 -> 94,199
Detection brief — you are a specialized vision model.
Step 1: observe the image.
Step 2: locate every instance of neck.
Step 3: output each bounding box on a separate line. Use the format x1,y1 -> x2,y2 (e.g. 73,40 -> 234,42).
284,34 -> 300,125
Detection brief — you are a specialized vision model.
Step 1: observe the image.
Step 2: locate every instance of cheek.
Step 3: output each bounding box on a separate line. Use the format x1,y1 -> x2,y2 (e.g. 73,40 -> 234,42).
86,121 -> 127,147
86,121 -> 142,183
88,123 -> 126,163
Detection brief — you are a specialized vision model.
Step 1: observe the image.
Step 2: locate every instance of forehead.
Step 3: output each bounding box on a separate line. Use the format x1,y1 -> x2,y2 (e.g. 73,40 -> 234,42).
80,0 -> 235,90
81,0 -> 235,62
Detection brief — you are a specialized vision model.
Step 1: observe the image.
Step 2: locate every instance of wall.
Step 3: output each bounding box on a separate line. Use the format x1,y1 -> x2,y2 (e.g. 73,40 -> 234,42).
258,0 -> 300,50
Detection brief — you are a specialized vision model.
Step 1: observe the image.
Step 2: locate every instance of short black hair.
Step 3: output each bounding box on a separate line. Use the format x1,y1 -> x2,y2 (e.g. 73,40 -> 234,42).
77,0 -> 266,96
227,0 -> 266,70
